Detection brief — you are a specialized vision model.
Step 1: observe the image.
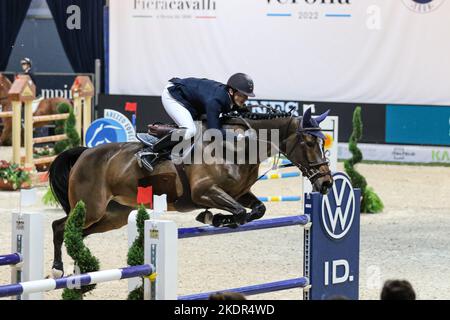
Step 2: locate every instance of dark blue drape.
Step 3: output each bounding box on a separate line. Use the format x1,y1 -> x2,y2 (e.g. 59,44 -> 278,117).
0,0 -> 32,70
46,0 -> 104,74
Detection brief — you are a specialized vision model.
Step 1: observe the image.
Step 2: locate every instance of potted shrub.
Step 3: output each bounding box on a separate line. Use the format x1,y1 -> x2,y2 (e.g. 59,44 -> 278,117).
0,160 -> 32,191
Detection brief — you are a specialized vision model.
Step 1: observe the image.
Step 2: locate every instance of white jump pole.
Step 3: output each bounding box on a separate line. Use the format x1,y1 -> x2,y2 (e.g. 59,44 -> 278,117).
10,212 -> 44,300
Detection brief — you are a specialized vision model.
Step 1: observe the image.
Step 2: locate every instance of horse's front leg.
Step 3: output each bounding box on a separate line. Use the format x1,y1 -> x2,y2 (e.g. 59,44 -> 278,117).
191,184 -> 249,228
237,192 -> 266,222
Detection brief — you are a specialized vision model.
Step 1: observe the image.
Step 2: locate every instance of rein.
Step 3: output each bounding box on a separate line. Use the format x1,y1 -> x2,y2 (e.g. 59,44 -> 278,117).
228,113 -> 331,185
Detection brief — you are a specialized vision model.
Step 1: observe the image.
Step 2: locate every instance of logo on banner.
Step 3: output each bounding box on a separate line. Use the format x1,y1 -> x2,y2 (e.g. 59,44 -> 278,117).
86,109 -> 137,147
133,0 -> 217,19
392,148 -> 415,160
104,109 -> 137,142
402,0 -> 445,13
86,119 -> 127,147
321,173 -> 355,240
266,0 -> 352,20
247,100 -> 300,116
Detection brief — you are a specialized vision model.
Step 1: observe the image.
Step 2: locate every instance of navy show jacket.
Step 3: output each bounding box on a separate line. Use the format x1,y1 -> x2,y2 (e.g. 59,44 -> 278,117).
168,77 -> 233,135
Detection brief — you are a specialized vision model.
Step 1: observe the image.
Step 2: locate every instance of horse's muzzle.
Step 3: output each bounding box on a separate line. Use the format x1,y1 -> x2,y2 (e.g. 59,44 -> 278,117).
319,178 -> 333,195
312,174 -> 333,195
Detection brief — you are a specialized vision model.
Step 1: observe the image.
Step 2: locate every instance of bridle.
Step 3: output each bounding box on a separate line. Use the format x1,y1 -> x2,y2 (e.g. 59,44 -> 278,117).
279,115 -> 331,185
232,112 -> 331,185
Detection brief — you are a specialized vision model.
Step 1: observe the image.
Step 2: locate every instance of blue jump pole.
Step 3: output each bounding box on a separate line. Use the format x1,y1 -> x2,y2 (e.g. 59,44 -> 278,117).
178,277 -> 309,300
0,253 -> 22,267
0,264 -> 153,298
178,215 -> 309,239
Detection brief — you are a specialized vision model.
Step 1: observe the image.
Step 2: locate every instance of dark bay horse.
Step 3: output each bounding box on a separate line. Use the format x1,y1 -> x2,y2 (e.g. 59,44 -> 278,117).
49,109 -> 333,276
0,73 -> 72,146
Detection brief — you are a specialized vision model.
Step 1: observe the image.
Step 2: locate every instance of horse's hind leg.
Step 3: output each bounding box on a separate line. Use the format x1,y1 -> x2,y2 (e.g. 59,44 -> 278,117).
82,201 -> 133,236
51,189 -> 110,277
237,192 -> 266,222
51,216 -> 68,278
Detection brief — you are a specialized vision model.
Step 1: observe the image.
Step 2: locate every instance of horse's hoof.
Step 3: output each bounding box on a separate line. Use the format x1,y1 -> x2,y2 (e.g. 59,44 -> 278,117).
212,214 -> 239,229
212,214 -> 224,228
235,212 -> 248,225
196,210 -> 213,224
248,212 -> 265,222
52,268 -> 64,279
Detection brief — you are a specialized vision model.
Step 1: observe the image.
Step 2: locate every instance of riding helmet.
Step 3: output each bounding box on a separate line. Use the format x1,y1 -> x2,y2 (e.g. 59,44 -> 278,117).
227,73 -> 255,97
21,58 -> 32,66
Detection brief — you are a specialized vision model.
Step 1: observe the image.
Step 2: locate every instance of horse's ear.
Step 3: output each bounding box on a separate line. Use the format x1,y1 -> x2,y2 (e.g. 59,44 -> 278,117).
302,108 -> 312,127
314,109 -> 330,124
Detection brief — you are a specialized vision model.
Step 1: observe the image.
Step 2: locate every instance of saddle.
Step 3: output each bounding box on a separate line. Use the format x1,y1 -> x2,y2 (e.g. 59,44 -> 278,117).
135,123 -> 183,172
148,123 -> 178,138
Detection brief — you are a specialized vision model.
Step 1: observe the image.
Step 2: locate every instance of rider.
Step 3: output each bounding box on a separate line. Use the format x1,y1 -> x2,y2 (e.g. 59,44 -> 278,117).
139,73 -> 255,171
20,58 -> 40,97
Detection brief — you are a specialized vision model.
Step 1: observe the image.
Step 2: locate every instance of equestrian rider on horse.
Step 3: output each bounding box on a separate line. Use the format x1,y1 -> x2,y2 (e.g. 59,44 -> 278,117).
139,73 -> 255,170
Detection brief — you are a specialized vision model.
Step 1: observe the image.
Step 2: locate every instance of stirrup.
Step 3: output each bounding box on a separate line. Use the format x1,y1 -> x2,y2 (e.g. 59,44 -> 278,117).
135,151 -> 157,171
141,156 -> 155,172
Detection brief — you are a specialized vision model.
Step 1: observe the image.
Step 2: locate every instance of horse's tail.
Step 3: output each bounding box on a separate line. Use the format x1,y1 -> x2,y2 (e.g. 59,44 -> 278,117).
49,147 -> 88,215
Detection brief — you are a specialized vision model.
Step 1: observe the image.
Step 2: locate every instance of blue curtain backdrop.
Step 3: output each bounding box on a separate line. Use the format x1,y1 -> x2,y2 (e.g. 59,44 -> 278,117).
46,0 -> 105,75
0,0 -> 32,70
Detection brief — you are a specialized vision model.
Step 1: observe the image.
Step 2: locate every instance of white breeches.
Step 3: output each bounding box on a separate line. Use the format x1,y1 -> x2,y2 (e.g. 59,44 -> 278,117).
161,84 -> 197,140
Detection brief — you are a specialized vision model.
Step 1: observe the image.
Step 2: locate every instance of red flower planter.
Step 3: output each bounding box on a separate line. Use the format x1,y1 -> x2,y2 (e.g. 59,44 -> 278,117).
0,179 -> 31,191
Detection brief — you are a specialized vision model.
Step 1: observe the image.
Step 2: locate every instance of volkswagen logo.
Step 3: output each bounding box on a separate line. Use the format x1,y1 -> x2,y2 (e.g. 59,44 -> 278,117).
321,172 -> 356,240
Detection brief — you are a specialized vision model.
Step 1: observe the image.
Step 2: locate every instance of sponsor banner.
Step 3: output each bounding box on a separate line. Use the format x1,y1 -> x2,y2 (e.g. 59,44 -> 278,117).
110,0 -> 450,105
338,142 -> 450,164
306,172 -> 360,300
386,105 -> 450,146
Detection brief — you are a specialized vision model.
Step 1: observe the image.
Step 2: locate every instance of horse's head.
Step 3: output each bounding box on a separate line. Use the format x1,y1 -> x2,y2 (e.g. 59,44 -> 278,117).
282,108 -> 333,194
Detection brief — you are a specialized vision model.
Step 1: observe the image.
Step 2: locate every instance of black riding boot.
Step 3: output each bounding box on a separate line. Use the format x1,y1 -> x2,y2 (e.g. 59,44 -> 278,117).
139,129 -> 187,172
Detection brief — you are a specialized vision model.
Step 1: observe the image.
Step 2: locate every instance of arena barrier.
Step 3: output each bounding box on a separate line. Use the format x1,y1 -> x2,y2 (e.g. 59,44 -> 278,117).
0,212 -> 44,300
129,172 -> 361,300
8,75 -> 94,168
